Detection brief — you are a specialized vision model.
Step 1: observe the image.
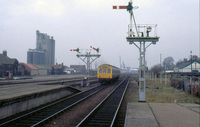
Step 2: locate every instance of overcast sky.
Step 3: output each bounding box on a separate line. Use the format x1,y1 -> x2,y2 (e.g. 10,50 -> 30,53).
0,0 -> 199,69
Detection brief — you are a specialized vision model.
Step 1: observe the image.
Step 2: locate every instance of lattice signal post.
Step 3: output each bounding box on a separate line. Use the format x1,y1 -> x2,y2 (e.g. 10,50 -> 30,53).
113,0 -> 159,102
70,46 -> 101,86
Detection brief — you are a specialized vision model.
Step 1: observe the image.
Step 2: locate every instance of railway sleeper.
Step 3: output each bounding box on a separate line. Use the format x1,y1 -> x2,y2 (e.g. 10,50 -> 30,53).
89,119 -> 111,123
92,116 -> 113,119
87,122 -> 111,126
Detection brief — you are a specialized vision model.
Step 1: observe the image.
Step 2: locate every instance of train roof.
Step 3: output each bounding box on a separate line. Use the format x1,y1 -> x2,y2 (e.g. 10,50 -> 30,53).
98,64 -> 119,69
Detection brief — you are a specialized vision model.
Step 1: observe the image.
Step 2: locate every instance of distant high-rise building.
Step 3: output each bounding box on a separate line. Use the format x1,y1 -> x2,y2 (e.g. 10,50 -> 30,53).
27,49 -> 45,65
27,30 -> 55,65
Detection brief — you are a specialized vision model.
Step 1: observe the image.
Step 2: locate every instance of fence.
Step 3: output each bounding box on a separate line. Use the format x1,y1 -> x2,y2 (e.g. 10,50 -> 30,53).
148,72 -> 200,97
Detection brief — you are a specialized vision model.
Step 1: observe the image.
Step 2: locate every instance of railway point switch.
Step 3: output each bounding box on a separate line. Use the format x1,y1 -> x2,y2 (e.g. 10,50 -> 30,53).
113,0 -> 160,102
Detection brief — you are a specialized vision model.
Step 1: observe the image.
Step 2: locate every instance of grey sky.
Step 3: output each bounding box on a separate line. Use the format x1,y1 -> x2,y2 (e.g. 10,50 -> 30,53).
0,0 -> 199,68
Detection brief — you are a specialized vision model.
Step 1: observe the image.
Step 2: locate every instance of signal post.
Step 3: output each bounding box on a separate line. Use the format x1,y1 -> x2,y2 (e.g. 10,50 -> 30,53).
113,0 -> 159,102
70,46 -> 101,86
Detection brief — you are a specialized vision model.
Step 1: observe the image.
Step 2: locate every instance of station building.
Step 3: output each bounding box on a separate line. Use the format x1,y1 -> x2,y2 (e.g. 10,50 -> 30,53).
21,63 -> 48,76
175,59 -> 200,72
0,51 -> 19,77
70,65 -> 86,74
52,64 -> 65,75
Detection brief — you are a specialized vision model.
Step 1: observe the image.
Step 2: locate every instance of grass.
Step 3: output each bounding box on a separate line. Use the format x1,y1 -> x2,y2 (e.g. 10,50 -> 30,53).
146,80 -> 200,103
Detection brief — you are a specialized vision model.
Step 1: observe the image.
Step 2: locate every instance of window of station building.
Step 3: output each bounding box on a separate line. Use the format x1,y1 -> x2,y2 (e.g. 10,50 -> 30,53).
107,69 -> 111,73
99,69 -> 102,73
103,69 -> 106,73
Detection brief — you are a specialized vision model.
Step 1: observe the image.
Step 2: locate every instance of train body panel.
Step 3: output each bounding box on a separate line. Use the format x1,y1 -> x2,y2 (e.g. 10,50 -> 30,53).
97,64 -> 120,83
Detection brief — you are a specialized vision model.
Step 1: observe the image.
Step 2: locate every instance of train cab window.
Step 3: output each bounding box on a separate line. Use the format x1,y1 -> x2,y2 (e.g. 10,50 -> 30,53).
103,69 -> 106,73
107,69 -> 111,73
99,69 -> 102,73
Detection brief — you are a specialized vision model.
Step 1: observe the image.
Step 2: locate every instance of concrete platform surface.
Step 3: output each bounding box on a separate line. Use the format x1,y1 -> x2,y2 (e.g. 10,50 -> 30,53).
178,103 -> 200,113
149,103 -> 200,127
124,102 -> 159,127
0,75 -> 86,100
125,102 -> 200,127
0,83 -> 66,100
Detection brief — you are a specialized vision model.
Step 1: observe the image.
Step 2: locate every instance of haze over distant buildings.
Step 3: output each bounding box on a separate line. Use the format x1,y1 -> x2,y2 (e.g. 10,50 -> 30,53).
0,0 -> 199,68
27,30 -> 55,65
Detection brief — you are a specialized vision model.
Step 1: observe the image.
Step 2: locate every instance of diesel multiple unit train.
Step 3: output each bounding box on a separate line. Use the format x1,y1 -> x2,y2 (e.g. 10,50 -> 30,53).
97,64 -> 120,83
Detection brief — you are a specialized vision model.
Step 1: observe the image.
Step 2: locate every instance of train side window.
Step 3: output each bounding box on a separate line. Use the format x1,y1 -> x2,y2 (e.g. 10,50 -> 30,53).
99,69 -> 102,73
107,69 -> 111,73
103,69 -> 106,73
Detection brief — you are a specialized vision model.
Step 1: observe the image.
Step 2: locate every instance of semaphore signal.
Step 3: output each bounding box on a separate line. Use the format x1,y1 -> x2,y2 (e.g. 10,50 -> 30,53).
70,48 -> 80,53
113,0 -> 159,102
113,0 -> 139,37
90,46 -> 99,52
113,5 -> 127,9
70,46 -> 101,86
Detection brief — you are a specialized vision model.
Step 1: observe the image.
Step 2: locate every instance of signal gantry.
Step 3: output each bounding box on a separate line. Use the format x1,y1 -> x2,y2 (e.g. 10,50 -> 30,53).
70,46 -> 101,86
113,0 -> 160,102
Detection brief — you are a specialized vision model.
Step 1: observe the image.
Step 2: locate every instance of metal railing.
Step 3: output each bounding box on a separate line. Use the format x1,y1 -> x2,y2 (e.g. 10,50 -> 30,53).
128,24 -> 158,37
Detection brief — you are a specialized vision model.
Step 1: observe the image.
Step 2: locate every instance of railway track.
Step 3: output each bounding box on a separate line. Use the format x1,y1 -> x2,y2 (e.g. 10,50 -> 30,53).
0,85 -> 106,127
76,75 -> 131,127
0,74 -> 130,127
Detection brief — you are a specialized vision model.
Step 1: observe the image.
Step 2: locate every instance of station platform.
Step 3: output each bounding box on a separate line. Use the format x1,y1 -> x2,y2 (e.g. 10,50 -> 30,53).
0,75 -> 86,101
125,102 -> 200,127
0,83 -> 67,100
0,76 -> 85,120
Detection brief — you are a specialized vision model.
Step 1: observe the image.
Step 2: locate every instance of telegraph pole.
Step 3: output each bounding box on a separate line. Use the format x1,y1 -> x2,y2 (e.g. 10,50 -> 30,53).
70,46 -> 101,86
113,0 -> 159,102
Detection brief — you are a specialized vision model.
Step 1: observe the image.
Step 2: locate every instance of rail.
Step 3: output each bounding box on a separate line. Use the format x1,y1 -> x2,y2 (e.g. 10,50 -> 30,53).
76,75 -> 131,127
0,85 -> 106,127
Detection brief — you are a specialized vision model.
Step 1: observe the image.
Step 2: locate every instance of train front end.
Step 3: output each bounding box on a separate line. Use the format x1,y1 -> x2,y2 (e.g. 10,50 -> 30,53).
97,64 -> 120,84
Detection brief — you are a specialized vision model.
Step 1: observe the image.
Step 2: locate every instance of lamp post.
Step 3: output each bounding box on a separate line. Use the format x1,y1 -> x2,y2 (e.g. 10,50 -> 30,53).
190,50 -> 193,72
